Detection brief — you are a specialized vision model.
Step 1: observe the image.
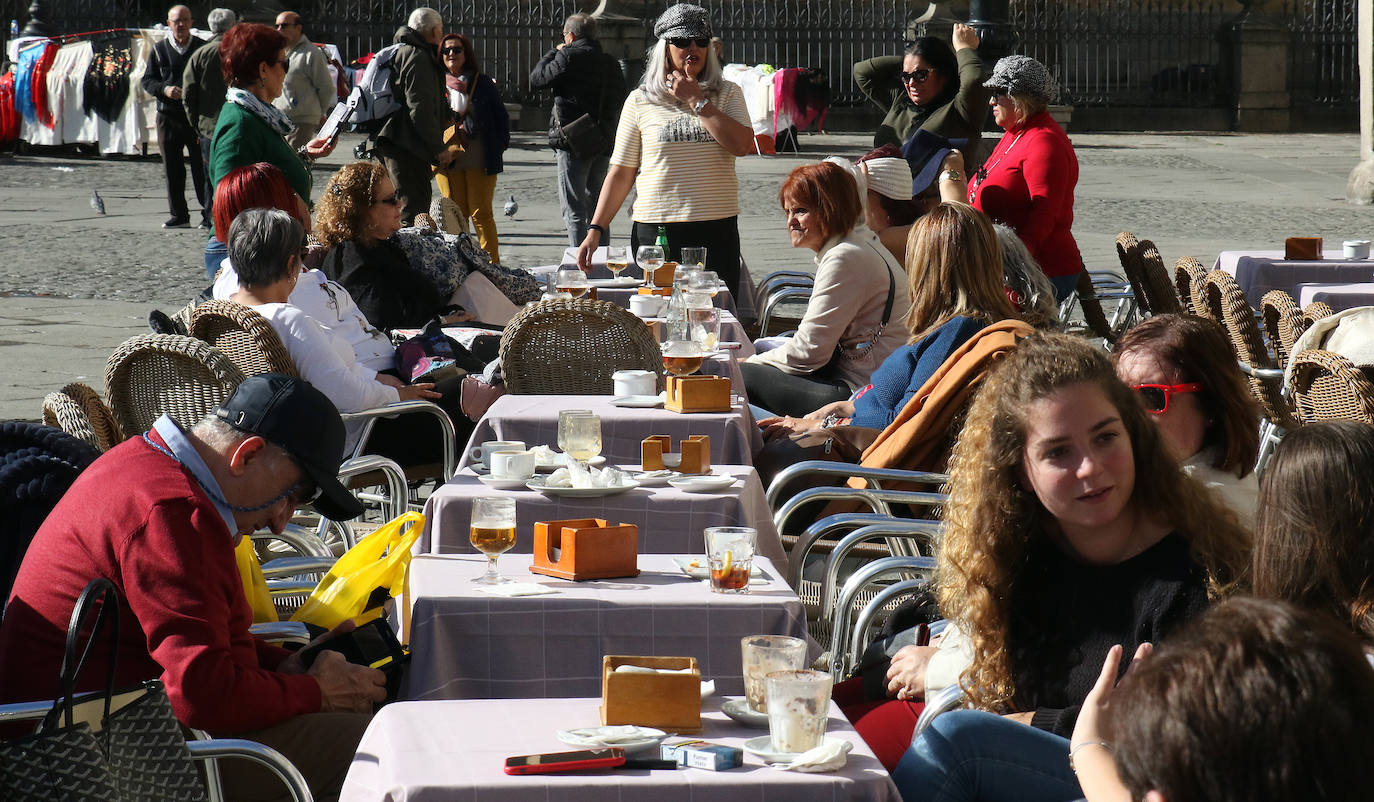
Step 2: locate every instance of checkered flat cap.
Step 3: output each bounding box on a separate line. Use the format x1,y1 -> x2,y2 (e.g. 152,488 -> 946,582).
984,55 -> 1058,103
654,4 -> 712,40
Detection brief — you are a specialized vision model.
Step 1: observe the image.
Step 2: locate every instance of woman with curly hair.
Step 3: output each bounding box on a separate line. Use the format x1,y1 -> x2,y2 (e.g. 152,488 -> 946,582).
844,332 -> 1249,786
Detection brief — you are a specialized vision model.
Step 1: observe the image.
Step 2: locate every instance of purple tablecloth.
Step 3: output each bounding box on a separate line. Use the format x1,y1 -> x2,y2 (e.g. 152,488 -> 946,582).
419,464 -> 786,569
1216,250 -> 1374,308
340,696 -> 901,801
1297,282 -> 1374,312
402,554 -> 807,699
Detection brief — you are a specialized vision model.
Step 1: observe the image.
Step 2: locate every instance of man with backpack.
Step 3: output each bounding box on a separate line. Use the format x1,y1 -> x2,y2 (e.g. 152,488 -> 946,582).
374,7 -> 451,226
529,13 -> 627,246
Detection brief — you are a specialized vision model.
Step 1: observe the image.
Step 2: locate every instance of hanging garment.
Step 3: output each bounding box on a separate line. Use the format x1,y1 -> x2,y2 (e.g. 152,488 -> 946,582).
0,72 -> 18,145
55,41 -> 95,145
84,33 -> 133,123
14,41 -> 48,123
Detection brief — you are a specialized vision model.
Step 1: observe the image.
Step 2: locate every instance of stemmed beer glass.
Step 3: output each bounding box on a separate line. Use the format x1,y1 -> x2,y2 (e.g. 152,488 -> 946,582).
470,497 -> 516,584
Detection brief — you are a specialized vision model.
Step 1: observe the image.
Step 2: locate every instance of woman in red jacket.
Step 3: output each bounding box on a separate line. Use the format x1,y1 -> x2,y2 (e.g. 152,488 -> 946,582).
967,55 -> 1082,302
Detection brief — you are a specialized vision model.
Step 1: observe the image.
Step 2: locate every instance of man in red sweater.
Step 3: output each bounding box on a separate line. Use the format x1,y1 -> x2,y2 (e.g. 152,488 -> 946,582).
0,374 -> 385,802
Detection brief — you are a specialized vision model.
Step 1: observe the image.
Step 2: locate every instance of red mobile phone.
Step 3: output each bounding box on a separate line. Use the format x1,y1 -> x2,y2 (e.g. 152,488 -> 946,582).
503,748 -> 627,775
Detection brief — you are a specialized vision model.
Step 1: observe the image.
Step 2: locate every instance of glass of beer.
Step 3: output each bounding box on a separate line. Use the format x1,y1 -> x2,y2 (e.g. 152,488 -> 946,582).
555,268 -> 591,299
606,246 -> 630,280
662,340 -> 705,376
470,497 -> 517,584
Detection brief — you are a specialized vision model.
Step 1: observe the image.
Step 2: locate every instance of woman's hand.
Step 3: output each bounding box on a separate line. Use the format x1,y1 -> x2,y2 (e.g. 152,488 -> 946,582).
1073,642 -> 1151,748
668,69 -> 705,107
440,310 -> 477,324
886,644 -> 940,700
1001,711 -> 1035,725
375,373 -> 406,389
398,382 -> 442,402
756,415 -> 824,442
303,135 -> 337,159
940,149 -> 965,176
804,400 -> 855,421
1069,643 -> 1148,802
952,22 -> 980,51
576,229 -> 602,271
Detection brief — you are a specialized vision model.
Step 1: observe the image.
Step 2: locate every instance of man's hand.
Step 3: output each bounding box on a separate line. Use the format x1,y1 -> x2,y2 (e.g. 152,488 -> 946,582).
952,22 -> 980,51
576,230 -> 601,270
164,86 -> 183,100
309,650 -> 387,713
886,644 -> 940,700
435,149 -> 456,169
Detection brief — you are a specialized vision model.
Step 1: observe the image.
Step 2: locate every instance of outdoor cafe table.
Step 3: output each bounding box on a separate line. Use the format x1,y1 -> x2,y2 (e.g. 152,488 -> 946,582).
1298,282 -> 1374,311
340,696 -> 900,802
460,394 -> 764,470
1216,250 -> 1374,307
418,464 -> 787,570
401,553 -> 807,700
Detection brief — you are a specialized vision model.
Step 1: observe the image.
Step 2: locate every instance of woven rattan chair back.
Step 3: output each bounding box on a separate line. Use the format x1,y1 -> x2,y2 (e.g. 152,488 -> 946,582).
1289,349 -> 1374,424
1202,270 -> 1296,427
1135,239 -> 1183,315
189,300 -> 298,378
105,334 -> 246,437
1303,302 -> 1335,327
1259,290 -> 1306,369
1072,270 -> 1120,343
1115,232 -> 1151,313
42,382 -> 124,452
500,298 -> 665,394
1174,256 -> 1210,319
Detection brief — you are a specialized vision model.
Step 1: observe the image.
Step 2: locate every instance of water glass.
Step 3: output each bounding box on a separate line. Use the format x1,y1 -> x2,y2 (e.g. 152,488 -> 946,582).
765,669 -> 833,754
636,245 -> 665,285
681,246 -> 708,269
662,340 -> 705,376
703,526 -> 756,594
741,635 -> 808,713
689,270 -> 722,297
470,497 -> 516,584
557,411 -> 602,466
688,304 -> 719,351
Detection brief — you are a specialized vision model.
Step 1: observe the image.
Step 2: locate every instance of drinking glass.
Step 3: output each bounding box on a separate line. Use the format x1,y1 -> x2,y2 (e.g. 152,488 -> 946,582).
681,246 -> 708,270
555,267 -> 591,299
636,245 -> 665,286
662,340 -> 705,376
557,411 -> 602,467
703,526 -> 756,594
741,635 -> 808,713
688,304 -> 720,351
470,497 -> 517,584
606,246 -> 630,279
765,669 -> 833,754
689,270 -> 722,297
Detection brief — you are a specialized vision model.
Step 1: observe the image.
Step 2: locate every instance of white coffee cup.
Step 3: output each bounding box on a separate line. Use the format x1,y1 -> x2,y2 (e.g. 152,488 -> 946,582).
629,294 -> 664,317
489,449 -> 536,480
613,369 -> 657,397
1344,240 -> 1370,259
470,440 -> 525,470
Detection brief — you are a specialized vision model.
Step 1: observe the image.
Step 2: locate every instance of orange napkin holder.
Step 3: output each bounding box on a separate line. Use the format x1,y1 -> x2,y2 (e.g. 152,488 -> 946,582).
665,374 -> 731,413
1285,237 -> 1322,260
641,434 -> 711,475
530,518 -> 640,581
601,655 -> 702,733
637,286 -> 672,298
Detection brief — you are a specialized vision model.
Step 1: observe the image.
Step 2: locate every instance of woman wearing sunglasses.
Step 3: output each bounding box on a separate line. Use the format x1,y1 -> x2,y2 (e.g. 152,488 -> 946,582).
575,3 -> 755,295
1113,314 -> 1260,526
853,24 -> 988,171
969,55 -> 1082,301
436,33 -> 510,265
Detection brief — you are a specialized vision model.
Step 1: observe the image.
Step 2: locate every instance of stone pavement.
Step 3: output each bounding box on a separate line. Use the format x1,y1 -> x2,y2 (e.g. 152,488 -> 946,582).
1,130 -> 1367,421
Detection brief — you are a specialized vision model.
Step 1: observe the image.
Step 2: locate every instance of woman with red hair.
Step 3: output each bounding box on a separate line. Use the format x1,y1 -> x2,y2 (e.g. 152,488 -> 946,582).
741,160 -> 910,417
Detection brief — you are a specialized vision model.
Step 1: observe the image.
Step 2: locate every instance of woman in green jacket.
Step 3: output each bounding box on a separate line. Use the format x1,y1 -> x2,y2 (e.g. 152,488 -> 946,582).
203,22 -> 336,278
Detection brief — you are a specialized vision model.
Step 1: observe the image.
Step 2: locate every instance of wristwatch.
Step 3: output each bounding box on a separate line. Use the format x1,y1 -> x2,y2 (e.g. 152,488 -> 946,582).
692,97 -> 709,114
940,169 -> 962,182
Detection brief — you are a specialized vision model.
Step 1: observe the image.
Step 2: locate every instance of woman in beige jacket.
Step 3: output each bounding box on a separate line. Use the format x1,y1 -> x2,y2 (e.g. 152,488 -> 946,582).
741,160 -> 910,417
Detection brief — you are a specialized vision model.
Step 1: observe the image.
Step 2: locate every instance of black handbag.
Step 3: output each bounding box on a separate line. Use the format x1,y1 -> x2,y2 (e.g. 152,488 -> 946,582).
0,579 -> 207,801
553,109 -> 609,159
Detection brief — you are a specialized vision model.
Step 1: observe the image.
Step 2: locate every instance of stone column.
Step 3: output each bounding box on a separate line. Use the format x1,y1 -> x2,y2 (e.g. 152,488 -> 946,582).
1347,0 -> 1374,203
592,0 -> 650,90
1218,0 -> 1292,131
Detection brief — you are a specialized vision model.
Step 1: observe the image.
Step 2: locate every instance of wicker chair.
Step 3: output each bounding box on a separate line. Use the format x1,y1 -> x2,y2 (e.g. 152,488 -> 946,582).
1115,233 -> 1182,316
1174,256 -> 1210,320
41,382 -> 124,452
104,334 -> 247,437
1304,301 -> 1336,327
1067,269 -> 1132,343
1259,290 -> 1307,370
500,298 -> 665,394
1288,349 -> 1374,424
188,300 -> 298,377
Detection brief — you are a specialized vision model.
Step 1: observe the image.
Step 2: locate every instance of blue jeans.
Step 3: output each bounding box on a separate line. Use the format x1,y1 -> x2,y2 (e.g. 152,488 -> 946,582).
891,710 -> 1082,802
1050,271 -> 1082,304
204,236 -> 226,281
556,147 -> 609,246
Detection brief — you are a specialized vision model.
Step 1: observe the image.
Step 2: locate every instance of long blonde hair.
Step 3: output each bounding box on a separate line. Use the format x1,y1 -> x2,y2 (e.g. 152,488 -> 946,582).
313,161 -> 389,248
903,202 -> 1018,343
937,332 -> 1251,712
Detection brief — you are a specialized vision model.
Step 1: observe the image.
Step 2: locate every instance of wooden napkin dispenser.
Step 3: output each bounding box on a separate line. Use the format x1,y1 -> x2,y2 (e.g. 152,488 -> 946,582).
530,518 -> 640,581
641,434 -> 711,474
637,285 -> 672,298
1285,237 -> 1323,260
665,375 -> 731,413
601,655 -> 702,733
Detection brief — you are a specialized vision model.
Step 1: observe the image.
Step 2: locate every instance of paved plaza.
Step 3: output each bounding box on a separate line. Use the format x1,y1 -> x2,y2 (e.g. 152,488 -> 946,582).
0,129 -> 1368,421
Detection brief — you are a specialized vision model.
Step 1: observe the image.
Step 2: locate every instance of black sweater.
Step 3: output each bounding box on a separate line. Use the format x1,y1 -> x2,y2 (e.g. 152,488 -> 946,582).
322,239 -> 447,331
1006,532 -> 1209,736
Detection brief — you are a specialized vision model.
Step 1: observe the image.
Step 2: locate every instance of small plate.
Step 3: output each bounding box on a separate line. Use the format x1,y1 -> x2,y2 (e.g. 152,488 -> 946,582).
629,469 -> 680,487
476,475 -> 533,490
526,477 -> 639,497
557,725 -> 666,754
532,454 -> 606,472
742,736 -> 853,764
721,698 -> 769,729
609,395 -> 664,409
589,276 -> 643,288
668,475 -> 738,493
671,555 -> 764,580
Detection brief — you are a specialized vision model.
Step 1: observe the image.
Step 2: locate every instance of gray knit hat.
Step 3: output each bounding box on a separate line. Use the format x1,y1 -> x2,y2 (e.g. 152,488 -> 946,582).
984,55 -> 1058,103
654,3 -> 712,40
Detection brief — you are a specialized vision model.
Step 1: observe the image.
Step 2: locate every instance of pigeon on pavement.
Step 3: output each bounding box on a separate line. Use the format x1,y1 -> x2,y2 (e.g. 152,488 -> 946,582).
503,194 -> 518,218
90,190 -> 106,215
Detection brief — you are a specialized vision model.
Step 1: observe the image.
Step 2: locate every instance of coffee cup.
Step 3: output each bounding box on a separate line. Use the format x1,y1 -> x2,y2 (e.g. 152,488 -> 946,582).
489,449 -> 536,480
629,294 -> 663,318
613,369 -> 657,397
1344,240 -> 1370,259
469,440 -> 525,470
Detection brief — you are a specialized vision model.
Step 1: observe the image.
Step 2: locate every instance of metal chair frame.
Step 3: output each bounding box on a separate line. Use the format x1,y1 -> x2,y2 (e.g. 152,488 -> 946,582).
830,556 -> 938,682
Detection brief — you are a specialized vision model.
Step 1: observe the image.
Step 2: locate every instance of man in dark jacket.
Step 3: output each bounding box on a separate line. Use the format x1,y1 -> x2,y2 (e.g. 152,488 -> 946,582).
142,5 -> 206,229
376,6 -> 452,226
529,13 -> 627,246
181,7 -> 236,228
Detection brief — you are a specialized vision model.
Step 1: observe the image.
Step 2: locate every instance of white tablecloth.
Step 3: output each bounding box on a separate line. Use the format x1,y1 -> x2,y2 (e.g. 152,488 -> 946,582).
402,554 -> 807,699
340,696 -> 901,801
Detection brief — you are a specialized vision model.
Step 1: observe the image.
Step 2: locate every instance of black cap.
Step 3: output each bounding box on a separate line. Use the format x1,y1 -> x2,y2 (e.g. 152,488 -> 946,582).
901,129 -> 968,196
215,374 -> 364,521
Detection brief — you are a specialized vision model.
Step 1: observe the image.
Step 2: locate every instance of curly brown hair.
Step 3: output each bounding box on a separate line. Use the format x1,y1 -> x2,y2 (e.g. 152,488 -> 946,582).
937,332 -> 1251,713
313,162 -> 390,248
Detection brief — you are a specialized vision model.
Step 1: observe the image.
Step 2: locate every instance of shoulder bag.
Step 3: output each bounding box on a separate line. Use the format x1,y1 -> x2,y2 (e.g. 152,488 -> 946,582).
549,57 -> 614,159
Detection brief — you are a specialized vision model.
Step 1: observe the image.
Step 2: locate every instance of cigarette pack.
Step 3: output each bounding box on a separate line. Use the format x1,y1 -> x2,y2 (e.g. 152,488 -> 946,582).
659,739 -> 743,771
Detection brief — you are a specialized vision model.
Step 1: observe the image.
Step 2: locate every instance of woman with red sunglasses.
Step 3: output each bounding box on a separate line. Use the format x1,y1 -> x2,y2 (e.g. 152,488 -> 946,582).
1113,314 -> 1261,526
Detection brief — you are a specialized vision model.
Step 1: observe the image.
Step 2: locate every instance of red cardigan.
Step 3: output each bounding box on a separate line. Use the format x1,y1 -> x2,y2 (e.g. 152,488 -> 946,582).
0,432 -> 322,734
970,111 -> 1082,278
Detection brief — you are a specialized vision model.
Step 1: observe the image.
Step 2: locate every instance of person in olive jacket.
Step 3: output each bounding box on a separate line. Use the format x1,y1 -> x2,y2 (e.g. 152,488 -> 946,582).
853,23 -> 989,173
375,7 -> 453,226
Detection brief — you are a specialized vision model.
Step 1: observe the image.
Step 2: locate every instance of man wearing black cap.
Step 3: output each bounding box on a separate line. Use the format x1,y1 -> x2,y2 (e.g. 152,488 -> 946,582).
0,374 -> 384,801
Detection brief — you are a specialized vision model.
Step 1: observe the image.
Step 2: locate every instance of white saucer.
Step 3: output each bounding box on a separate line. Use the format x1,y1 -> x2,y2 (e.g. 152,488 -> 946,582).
609,395 -> 664,408
742,736 -> 853,764
557,725 -> 666,754
720,698 -> 769,729
530,454 -> 605,472
526,477 -> 639,497
476,475 -> 534,490
667,475 -> 737,493
589,276 -> 643,288
629,469 -> 680,487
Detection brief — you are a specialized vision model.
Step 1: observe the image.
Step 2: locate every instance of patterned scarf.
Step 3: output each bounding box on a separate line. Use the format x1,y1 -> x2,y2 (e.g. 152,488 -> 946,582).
226,86 -> 295,137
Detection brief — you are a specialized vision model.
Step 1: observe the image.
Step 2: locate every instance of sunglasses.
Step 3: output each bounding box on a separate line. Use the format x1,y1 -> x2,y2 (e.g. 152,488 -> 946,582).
989,89 -> 1009,101
377,193 -> 400,206
667,37 -> 710,49
441,46 -> 464,56
1132,382 -> 1204,414
286,476 -> 322,508
900,68 -> 932,84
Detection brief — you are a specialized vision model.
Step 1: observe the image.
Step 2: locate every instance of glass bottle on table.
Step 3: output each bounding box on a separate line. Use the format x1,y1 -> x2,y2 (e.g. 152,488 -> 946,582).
470,497 -> 517,584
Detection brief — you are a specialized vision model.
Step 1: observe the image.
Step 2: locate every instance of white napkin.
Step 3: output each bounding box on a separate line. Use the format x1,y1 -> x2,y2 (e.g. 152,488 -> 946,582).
770,739 -> 850,773
529,445 -> 560,465
564,725 -> 659,744
612,665 -> 696,675
475,582 -> 558,597
545,463 -> 632,489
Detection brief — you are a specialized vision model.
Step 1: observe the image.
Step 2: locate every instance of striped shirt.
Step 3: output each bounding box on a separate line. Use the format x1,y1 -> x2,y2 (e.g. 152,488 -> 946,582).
610,81 -> 750,223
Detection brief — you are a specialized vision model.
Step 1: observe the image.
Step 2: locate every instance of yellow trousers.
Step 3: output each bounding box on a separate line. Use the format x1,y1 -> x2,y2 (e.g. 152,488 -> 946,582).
436,168 -> 500,264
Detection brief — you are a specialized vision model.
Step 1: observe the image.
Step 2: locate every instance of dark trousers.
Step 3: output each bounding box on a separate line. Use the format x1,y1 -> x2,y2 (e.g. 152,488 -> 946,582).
740,360 -> 850,418
156,112 -> 206,220
219,711 -> 371,802
374,140 -> 432,227
631,217 -> 742,298
198,133 -> 214,227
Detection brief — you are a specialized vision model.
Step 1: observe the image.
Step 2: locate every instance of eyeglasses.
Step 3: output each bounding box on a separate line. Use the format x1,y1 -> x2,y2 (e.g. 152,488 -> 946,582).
1132,382 -> 1204,414
441,46 -> 463,56
667,37 -> 710,49
377,193 -> 400,206
900,68 -> 932,84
